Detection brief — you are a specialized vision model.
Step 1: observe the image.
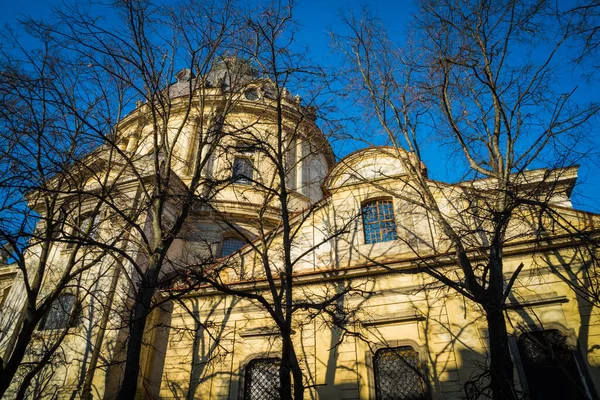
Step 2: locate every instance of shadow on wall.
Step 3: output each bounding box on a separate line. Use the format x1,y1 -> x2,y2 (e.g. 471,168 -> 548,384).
156,296 -> 237,400
133,215 -> 600,400
314,285 -> 597,400
511,243 -> 600,400
151,294 -> 598,399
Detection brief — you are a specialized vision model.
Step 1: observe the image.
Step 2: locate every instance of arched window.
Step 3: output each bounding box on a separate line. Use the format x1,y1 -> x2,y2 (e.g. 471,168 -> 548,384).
374,346 -> 428,400
362,199 -> 398,244
244,358 -> 280,400
517,330 -> 587,399
38,293 -> 79,331
221,237 -> 246,257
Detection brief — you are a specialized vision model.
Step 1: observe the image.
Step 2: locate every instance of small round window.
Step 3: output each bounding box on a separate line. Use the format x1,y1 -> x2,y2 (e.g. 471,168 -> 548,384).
244,88 -> 259,101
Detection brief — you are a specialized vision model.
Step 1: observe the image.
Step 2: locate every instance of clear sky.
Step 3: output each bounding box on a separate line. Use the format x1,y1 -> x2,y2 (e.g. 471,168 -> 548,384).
2,0 -> 599,212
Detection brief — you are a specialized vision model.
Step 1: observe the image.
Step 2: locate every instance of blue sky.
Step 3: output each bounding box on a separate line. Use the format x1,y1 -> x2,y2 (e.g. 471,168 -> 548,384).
2,0 -> 599,212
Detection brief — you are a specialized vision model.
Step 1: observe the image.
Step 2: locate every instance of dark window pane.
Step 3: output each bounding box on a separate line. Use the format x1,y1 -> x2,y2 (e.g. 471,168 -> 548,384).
233,157 -> 254,185
244,358 -> 280,400
245,89 -> 259,101
518,331 -> 587,400
374,347 -> 428,400
39,294 -> 77,331
222,238 -> 245,257
362,200 -> 398,244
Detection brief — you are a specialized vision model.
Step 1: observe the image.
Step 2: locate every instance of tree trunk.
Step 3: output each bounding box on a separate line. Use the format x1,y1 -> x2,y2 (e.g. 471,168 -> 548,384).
279,330 -> 304,400
291,357 -> 304,400
0,315 -> 37,398
485,305 -> 517,400
117,279 -> 155,399
279,331 -> 293,399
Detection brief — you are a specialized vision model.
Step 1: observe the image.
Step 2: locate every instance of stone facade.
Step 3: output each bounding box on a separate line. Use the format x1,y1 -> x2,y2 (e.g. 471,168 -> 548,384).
1,61 -> 599,400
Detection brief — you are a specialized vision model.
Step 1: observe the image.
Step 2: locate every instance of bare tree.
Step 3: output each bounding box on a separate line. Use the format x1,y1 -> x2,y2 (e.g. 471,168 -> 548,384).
567,0 -> 600,75
159,3 -> 373,399
335,0 -> 600,399
0,25 -> 130,397
0,0 -> 251,397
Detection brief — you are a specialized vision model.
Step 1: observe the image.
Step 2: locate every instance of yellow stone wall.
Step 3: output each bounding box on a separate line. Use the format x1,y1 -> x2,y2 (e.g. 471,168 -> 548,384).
151,246 -> 600,399
1,73 -> 598,400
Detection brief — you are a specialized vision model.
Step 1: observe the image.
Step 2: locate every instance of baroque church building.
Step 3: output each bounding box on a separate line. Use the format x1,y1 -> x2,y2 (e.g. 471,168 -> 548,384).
1,58 -> 600,400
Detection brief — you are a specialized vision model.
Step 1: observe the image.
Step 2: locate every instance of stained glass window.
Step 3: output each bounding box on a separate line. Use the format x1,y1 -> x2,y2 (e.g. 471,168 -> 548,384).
374,347 -> 428,400
362,200 -> 398,244
244,358 -> 280,400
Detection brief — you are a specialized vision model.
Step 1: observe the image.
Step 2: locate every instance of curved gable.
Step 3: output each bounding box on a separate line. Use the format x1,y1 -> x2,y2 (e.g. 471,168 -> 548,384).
325,147 -> 418,191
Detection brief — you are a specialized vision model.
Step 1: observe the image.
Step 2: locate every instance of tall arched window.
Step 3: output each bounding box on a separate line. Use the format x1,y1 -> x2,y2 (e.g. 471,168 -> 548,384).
374,346 -> 428,400
362,199 -> 398,244
244,358 -> 280,400
38,293 -> 79,331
